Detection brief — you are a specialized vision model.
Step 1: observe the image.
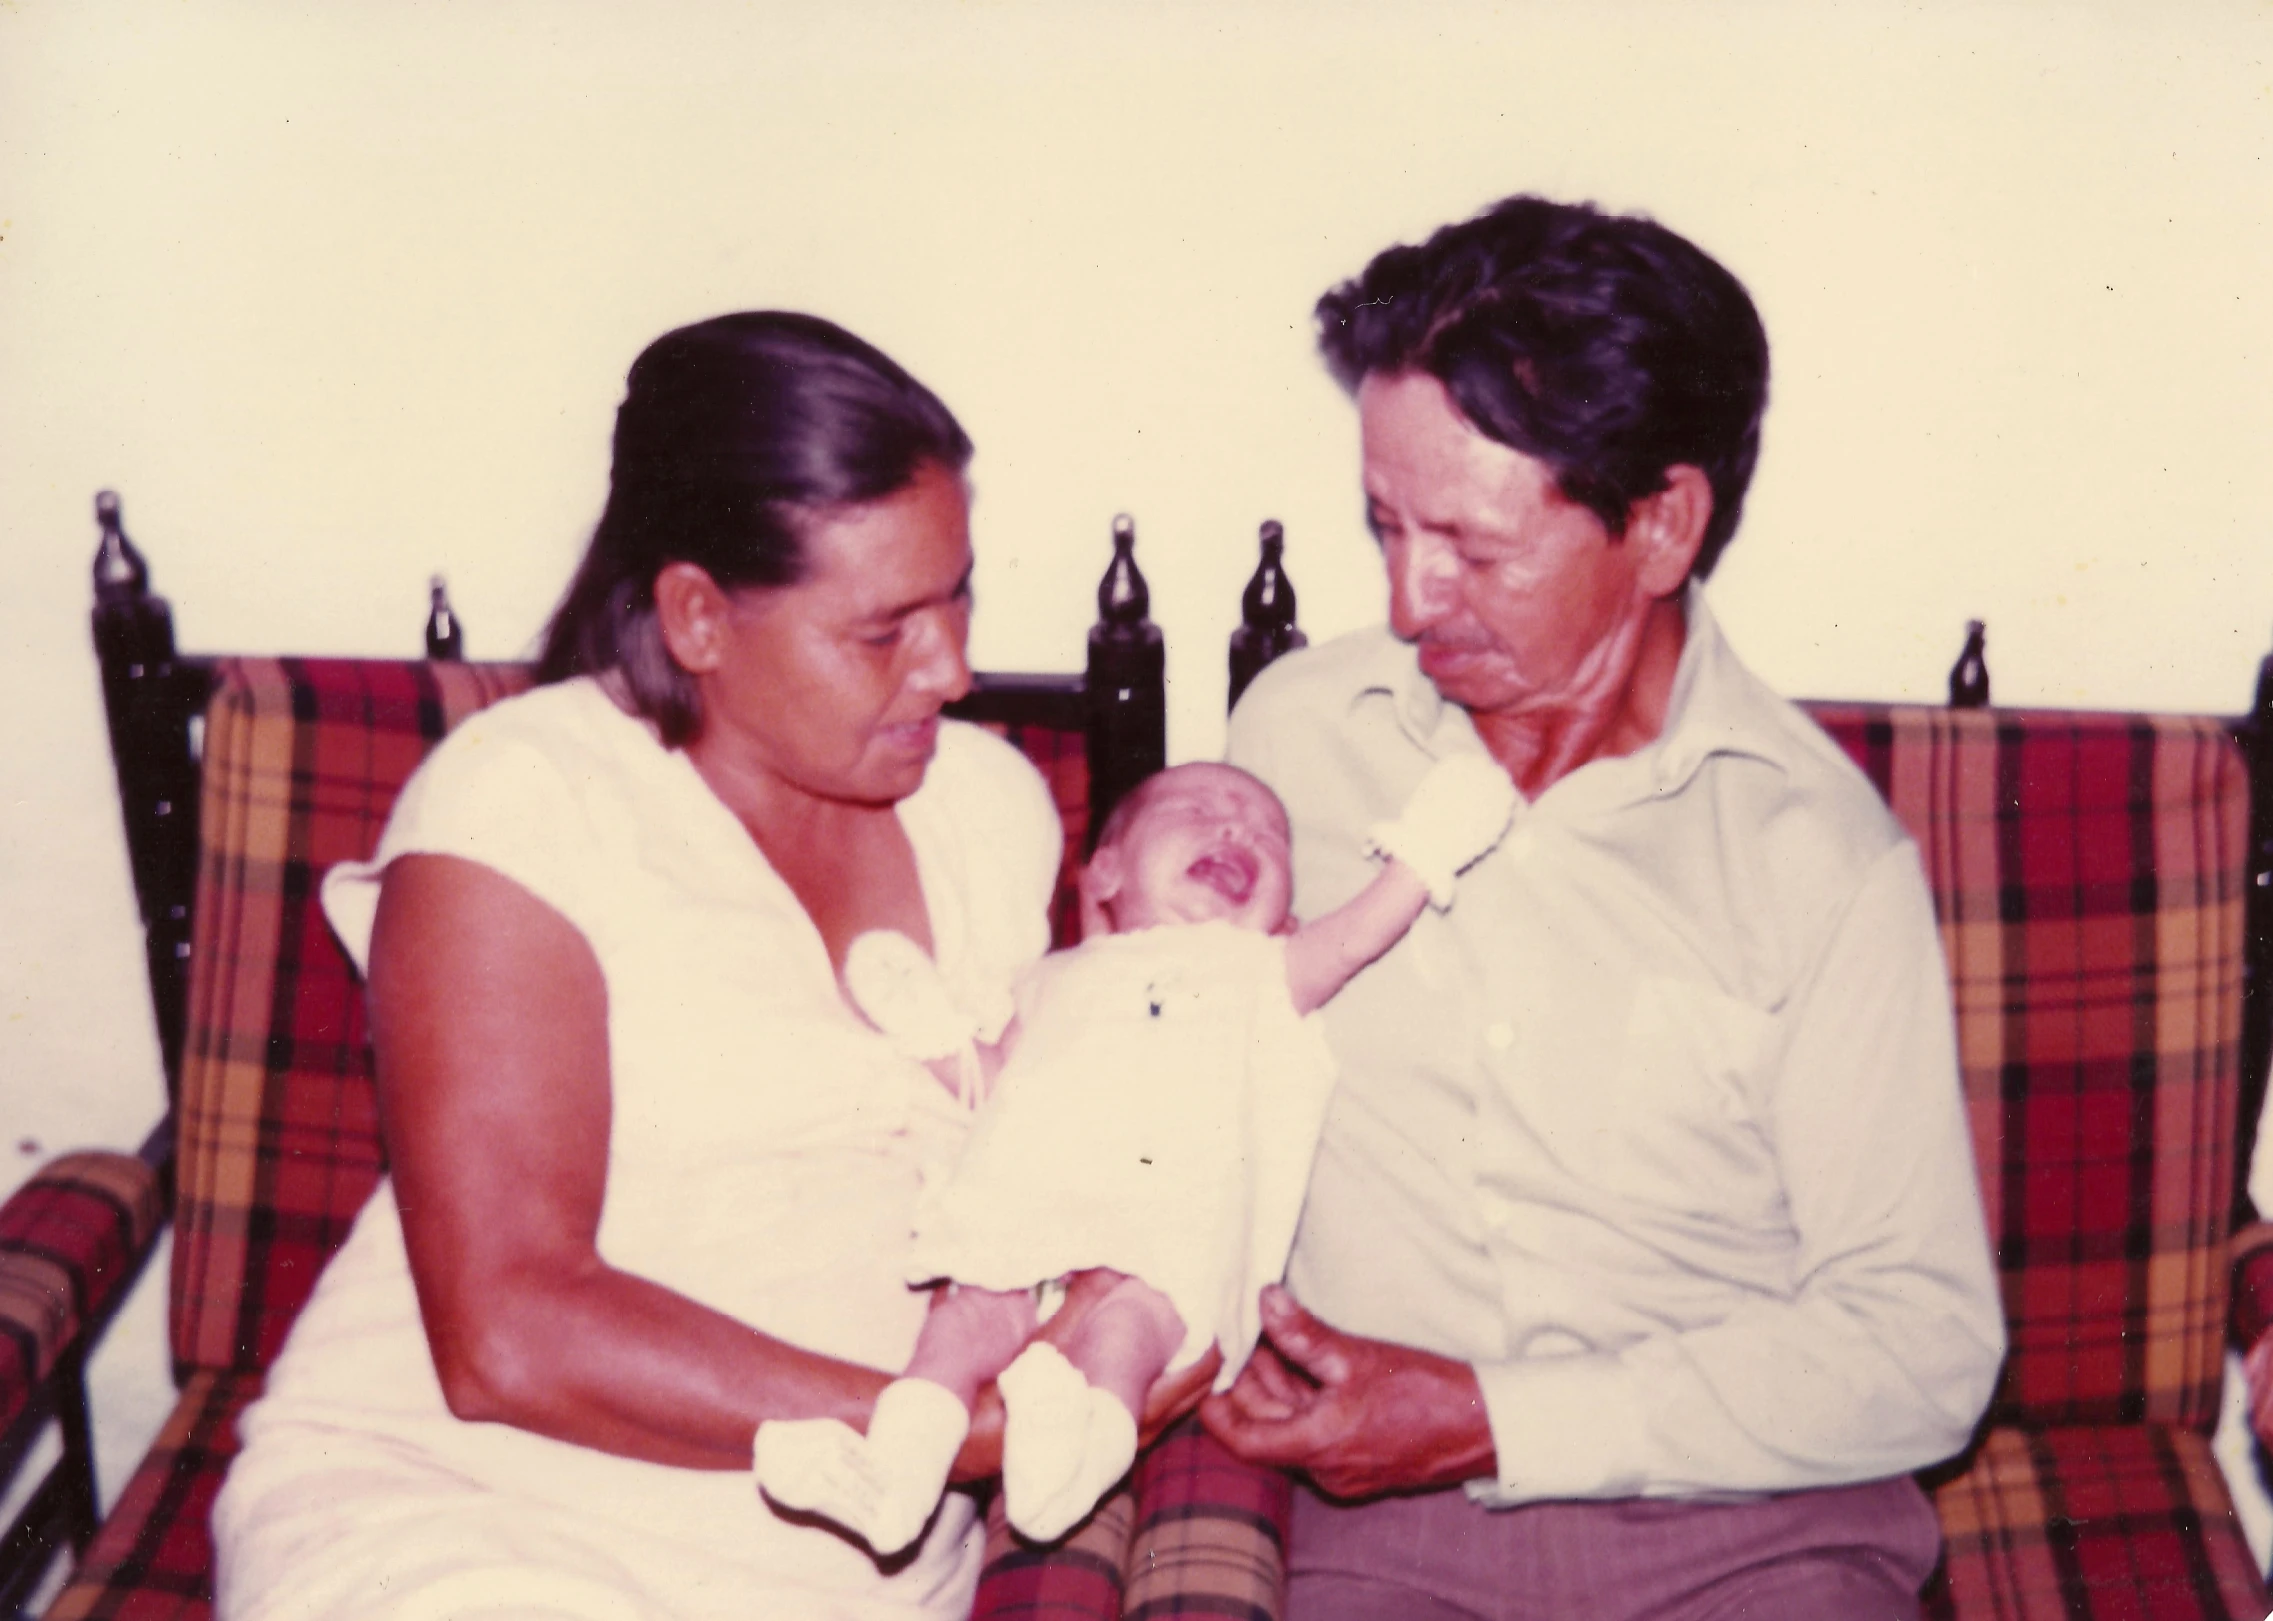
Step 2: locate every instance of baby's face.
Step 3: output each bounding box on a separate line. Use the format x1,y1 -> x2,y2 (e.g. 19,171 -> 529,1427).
1087,764 -> 1295,935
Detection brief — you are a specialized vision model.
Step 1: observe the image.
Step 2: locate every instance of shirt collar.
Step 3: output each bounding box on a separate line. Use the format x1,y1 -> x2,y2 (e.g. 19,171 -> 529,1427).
1347,583 -> 1791,798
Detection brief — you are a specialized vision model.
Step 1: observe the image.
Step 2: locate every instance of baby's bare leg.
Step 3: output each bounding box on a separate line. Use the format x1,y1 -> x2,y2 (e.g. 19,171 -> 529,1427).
998,1273 -> 1187,1543
906,1284 -> 1043,1405
1053,1273 -> 1185,1416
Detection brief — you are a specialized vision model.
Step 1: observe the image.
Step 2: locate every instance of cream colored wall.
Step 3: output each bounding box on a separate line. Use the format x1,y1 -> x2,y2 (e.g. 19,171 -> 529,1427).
4,0 -> 2269,1179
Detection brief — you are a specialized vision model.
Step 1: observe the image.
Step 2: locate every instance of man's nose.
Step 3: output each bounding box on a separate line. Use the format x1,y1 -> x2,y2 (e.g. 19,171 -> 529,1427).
1387,531 -> 1460,640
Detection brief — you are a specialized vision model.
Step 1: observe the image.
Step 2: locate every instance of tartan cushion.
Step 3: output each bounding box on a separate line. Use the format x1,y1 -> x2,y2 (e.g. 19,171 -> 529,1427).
0,1151 -> 164,1435
42,1369 -> 256,1621
976,1477 -> 1136,1621
170,658 -> 531,1373
973,1418 -> 1290,1621
1924,1423 -> 2269,1620
1124,1417 -> 1289,1621
1805,705 -> 2250,1431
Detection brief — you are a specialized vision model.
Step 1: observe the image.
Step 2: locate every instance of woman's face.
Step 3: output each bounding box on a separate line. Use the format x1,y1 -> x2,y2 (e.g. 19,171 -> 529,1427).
681,460 -> 975,810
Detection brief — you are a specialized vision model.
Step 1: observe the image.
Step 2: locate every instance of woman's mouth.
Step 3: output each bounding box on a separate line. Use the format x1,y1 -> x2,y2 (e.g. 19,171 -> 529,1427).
878,716 -> 941,756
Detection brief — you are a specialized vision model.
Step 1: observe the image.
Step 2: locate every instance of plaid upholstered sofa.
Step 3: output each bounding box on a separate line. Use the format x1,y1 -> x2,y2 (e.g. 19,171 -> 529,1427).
19,496 -> 2273,1618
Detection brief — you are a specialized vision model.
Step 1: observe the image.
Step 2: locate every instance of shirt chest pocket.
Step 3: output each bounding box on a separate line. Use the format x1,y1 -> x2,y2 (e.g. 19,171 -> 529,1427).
1599,974 -> 1780,1212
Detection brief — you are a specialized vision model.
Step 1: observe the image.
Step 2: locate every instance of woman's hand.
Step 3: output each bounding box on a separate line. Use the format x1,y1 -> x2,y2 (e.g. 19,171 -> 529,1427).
950,1384 -> 1006,1482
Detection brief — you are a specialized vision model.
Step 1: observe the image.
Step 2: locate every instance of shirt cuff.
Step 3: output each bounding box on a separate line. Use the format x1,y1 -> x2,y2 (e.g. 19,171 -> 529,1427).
1465,1351 -> 1649,1506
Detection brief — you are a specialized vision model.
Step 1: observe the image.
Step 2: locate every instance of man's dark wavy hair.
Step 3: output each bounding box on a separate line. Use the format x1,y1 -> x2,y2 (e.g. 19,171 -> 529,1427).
537,312 -> 972,745
1316,195 -> 1769,579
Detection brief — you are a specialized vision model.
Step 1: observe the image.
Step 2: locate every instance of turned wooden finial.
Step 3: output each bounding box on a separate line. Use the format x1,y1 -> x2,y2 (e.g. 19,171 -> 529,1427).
1948,619 -> 1990,709
92,489 -> 150,605
1084,513 -> 1165,832
1228,519 -> 1308,710
1096,513 -> 1150,631
425,575 -> 465,661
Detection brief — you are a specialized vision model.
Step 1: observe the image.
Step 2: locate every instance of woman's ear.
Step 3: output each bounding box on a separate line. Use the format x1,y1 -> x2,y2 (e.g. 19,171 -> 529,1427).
653,561 -> 733,675
1077,847 -> 1125,942
1625,466 -> 1712,599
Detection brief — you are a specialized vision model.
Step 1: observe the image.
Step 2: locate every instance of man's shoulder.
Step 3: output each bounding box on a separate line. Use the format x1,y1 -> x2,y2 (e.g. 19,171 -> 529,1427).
1229,626 -> 1406,748
1678,614 -> 1906,856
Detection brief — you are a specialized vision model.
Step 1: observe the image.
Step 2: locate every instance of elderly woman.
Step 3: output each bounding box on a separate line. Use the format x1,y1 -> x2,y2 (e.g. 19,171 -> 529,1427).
211,313 -> 1202,1621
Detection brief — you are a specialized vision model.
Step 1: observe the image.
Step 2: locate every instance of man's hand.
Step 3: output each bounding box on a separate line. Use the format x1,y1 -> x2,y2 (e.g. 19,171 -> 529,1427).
1199,1285 -> 1495,1500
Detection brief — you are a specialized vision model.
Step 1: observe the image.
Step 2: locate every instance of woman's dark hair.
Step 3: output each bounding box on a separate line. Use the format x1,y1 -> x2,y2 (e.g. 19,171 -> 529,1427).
537,311 -> 974,744
1316,195 -> 1769,579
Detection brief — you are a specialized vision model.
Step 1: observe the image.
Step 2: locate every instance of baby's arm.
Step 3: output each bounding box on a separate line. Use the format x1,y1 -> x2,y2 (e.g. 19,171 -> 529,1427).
1283,861 -> 1431,1015
1283,752 -> 1517,1015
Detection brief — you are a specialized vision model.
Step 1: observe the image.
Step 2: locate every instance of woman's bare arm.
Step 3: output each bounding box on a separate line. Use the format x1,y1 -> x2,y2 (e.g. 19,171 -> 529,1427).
371,853 -> 915,1471
1281,859 -> 1430,1015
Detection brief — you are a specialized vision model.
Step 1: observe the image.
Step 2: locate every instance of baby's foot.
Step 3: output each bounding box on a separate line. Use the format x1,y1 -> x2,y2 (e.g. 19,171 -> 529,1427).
997,1342 -> 1140,1543
754,1378 -> 969,1557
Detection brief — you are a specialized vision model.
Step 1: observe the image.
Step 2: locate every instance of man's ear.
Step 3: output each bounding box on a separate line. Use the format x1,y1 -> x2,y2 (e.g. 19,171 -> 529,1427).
1625,466 -> 1712,599
1077,847 -> 1126,942
653,561 -> 733,675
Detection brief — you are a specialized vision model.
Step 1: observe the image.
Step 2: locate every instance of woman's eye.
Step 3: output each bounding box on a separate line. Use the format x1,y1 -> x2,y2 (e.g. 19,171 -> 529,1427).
862,626 -> 903,651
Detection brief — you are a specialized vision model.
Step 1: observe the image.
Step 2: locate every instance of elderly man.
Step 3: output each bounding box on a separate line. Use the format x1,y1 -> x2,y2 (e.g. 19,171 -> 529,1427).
1209,196 -> 2005,1620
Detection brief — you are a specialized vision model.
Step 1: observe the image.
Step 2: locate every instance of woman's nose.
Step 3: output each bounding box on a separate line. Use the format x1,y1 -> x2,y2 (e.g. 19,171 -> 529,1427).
908,608 -> 973,703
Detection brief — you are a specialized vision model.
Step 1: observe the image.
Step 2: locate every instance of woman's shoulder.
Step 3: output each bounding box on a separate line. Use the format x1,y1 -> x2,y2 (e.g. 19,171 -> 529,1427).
428,675 -> 646,765
401,678 -> 661,815
912,721 -> 1066,935
922,719 -> 1061,829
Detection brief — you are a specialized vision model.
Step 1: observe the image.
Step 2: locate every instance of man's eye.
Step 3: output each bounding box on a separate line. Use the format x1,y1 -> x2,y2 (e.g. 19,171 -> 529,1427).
862,626 -> 903,650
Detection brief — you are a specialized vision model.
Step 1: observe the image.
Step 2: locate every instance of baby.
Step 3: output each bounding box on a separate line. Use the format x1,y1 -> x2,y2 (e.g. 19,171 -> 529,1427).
755,754 -> 1514,1554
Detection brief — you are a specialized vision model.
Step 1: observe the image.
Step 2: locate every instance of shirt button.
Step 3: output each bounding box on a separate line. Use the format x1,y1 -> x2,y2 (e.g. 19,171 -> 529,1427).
1484,1021 -> 1515,1051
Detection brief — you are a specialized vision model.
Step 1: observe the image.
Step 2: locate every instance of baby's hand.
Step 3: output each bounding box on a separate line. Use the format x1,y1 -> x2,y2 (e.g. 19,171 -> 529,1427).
1366,753 -> 1518,908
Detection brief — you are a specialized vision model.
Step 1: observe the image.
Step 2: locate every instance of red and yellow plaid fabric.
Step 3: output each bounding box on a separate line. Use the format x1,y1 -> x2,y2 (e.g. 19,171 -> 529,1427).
1123,1417 -> 1290,1620
1809,705 -> 2250,1431
973,1419 -> 1290,1621
1810,703 -> 2264,1621
168,658 -> 531,1375
1924,1425 -> 2266,1620
0,1152 -> 164,1436
44,1370 -> 259,1621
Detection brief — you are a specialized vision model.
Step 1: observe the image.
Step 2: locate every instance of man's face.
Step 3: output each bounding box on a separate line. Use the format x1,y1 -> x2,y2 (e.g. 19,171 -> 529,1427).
1358,371 -> 1661,724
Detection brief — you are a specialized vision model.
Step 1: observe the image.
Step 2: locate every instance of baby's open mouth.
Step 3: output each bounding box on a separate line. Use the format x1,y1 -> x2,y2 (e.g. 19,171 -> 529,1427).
1187,848 -> 1259,905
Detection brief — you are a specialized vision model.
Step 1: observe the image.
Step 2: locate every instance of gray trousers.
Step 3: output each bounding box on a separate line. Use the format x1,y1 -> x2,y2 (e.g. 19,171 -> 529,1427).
1288,1474 -> 1941,1621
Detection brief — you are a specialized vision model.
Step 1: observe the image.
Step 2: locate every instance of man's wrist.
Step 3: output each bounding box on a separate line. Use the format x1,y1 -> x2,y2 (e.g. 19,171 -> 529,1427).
1468,1351 -> 1648,1505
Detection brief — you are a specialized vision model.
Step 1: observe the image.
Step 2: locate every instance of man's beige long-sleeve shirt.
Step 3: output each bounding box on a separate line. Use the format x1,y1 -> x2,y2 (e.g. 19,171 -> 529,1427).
1226,590 -> 2003,1505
